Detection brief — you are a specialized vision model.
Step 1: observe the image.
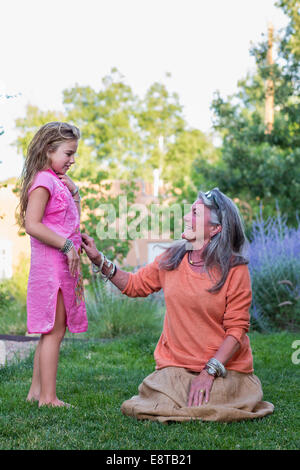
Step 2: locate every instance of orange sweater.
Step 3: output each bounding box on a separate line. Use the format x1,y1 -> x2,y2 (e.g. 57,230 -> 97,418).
122,253 -> 254,374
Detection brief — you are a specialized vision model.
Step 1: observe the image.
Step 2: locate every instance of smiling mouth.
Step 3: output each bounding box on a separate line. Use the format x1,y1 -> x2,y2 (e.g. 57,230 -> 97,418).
182,224 -> 196,241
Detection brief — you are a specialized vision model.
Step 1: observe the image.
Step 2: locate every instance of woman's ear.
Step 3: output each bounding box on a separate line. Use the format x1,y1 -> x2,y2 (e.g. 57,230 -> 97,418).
210,225 -> 222,238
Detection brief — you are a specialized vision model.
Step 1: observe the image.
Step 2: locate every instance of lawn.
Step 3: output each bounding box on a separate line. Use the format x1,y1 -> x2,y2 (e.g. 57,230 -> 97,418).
0,330 -> 299,451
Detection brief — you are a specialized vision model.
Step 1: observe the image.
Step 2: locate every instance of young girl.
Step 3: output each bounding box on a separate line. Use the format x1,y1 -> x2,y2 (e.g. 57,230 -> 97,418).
19,122 -> 88,407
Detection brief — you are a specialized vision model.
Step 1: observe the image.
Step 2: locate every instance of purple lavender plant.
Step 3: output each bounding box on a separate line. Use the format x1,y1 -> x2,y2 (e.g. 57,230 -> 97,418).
248,209 -> 300,332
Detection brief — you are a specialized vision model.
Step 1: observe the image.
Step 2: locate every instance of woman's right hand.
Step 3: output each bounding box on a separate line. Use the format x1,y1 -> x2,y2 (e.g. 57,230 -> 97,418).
81,233 -> 101,265
66,245 -> 80,277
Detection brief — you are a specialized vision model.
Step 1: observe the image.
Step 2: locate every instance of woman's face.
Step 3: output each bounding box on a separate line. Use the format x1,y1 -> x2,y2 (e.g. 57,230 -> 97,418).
182,199 -> 220,249
47,139 -> 78,174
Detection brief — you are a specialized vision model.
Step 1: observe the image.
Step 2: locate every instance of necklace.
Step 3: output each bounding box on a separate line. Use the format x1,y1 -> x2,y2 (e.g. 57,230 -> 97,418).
188,251 -> 204,266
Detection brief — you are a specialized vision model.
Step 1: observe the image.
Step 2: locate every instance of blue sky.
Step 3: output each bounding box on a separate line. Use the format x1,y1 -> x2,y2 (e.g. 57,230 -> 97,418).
0,0 -> 288,181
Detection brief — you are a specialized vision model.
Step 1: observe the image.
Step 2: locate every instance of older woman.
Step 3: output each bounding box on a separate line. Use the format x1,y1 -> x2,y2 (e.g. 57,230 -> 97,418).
82,188 -> 274,423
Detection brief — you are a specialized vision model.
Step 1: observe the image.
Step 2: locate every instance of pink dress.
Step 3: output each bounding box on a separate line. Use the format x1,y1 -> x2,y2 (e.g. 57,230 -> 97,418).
27,168 -> 88,334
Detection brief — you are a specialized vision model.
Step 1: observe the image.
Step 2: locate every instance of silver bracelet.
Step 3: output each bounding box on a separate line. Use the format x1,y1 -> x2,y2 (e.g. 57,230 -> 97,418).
60,239 -> 74,254
205,358 -> 227,377
204,363 -> 219,377
92,252 -> 105,274
99,258 -> 117,282
92,252 -> 116,282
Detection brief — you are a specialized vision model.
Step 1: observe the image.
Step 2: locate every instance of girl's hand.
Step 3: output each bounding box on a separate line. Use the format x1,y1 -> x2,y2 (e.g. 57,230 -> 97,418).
188,369 -> 215,407
66,246 -> 80,277
57,173 -> 77,195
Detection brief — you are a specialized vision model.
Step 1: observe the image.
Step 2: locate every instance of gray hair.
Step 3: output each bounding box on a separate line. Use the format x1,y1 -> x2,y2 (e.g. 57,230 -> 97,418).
159,188 -> 249,293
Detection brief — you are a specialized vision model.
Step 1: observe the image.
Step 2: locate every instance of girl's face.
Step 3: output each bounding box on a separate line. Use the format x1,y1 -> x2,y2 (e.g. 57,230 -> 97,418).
182,199 -> 221,249
47,140 -> 78,174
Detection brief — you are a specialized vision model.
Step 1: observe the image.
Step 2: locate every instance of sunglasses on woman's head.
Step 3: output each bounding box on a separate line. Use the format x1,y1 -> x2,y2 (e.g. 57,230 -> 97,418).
204,188 -> 222,210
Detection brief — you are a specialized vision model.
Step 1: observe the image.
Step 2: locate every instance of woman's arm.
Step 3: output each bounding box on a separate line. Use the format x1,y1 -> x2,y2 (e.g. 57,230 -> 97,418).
213,334 -> 240,365
81,233 -> 130,291
81,233 -> 162,297
91,248 -> 130,292
25,187 -> 79,276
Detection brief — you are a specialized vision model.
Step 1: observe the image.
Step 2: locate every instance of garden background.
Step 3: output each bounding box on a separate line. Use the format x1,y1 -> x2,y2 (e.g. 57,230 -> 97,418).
0,0 -> 299,451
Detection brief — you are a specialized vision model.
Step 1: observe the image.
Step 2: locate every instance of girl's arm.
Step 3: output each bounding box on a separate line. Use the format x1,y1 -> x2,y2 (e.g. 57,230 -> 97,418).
25,187 -> 66,248
25,187 -> 79,276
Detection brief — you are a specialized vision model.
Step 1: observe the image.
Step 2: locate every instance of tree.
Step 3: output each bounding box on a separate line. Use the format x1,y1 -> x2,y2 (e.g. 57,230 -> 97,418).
136,81 -> 185,182
63,68 -> 143,180
190,0 -> 300,226
15,105 -> 65,157
164,128 -> 219,202
277,0 -> 300,59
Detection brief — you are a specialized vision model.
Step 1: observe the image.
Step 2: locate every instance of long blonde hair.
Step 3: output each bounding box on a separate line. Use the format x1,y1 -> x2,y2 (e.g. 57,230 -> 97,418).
18,122 -> 80,228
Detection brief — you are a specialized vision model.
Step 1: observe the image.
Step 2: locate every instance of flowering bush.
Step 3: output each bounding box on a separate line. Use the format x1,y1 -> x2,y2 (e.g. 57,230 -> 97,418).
248,211 -> 300,332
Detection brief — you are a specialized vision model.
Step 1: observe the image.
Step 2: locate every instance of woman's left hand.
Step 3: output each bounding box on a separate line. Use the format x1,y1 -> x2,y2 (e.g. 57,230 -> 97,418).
57,173 -> 77,194
188,369 -> 215,407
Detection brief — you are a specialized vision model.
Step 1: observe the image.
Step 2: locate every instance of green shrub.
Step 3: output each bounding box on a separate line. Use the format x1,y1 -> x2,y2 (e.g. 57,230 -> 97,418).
81,277 -> 164,339
0,255 -> 29,335
0,282 -> 11,307
0,280 -> 27,335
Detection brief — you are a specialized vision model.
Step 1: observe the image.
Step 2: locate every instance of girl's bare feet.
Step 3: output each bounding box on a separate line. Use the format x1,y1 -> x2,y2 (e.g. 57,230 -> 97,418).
26,385 -> 41,402
38,397 -> 72,408
26,393 -> 40,403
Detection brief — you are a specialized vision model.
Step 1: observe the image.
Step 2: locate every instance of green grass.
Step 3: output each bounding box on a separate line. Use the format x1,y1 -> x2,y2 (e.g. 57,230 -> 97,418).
0,331 -> 299,450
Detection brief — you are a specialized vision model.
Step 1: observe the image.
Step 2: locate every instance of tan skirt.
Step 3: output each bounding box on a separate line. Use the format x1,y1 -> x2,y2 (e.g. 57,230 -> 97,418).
121,367 -> 274,423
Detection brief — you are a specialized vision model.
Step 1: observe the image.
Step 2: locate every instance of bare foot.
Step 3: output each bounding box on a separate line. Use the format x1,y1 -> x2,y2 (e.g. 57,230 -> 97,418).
38,398 -> 73,408
26,393 -> 40,403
